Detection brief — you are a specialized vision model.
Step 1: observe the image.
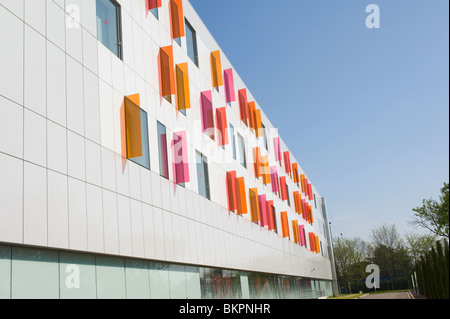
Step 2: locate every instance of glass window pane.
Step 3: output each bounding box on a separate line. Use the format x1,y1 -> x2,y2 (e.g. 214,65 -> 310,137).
185,19 -> 198,66
157,122 -> 169,178
168,264 -> 187,299
0,244 -> 11,299
130,109 -> 150,169
125,259 -> 151,299
196,152 -> 210,200
185,266 -> 202,299
230,123 -> 236,159
96,0 -> 121,58
238,134 -> 246,168
96,256 -> 126,299
262,123 -> 268,150
60,252 -> 96,299
149,262 -> 170,299
11,247 -> 59,299
150,8 -> 158,19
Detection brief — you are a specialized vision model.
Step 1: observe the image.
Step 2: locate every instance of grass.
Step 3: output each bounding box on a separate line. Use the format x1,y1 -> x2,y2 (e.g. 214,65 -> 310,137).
367,289 -> 410,295
328,293 -> 366,299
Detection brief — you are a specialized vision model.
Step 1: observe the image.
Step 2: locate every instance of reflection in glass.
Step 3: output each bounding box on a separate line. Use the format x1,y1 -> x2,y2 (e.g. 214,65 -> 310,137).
96,0 -> 121,58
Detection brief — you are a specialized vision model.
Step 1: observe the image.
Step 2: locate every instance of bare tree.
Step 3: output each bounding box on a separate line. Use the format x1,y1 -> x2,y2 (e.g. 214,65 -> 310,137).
371,223 -> 403,250
370,223 -> 403,290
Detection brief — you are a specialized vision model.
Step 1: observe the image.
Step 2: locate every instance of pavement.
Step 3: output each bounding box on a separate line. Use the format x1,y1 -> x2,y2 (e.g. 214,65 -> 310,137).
357,291 -> 415,299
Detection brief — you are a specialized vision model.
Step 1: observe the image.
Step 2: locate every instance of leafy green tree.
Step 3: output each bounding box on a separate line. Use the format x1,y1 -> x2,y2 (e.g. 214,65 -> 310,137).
405,232 -> 437,264
333,236 -> 368,294
412,239 -> 449,299
412,182 -> 449,239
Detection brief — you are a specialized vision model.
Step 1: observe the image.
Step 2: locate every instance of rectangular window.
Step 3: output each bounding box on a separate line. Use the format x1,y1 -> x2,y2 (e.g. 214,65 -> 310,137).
121,94 -> 150,170
238,134 -> 246,168
160,46 -> 175,99
157,122 -> 169,179
210,51 -> 223,88
172,131 -> 190,185
230,123 -> 236,160
216,107 -> 228,147
224,69 -> 235,103
286,183 -> 290,206
238,89 -> 248,126
262,123 -> 268,150
249,188 -> 260,223
226,171 -> 238,212
283,151 -> 291,177
292,220 -> 299,244
185,19 -> 198,67
258,194 -> 268,227
170,0 -> 185,40
196,152 -> 210,200
129,109 -> 150,170
253,147 -> 261,179
96,0 -> 122,59
175,62 -> 191,112
200,91 -> 215,140
281,212 -> 290,239
267,201 -> 276,232
236,177 -> 248,215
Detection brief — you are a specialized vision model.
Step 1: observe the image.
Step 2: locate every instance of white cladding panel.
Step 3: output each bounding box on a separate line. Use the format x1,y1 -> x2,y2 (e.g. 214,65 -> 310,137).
0,0 -> 332,281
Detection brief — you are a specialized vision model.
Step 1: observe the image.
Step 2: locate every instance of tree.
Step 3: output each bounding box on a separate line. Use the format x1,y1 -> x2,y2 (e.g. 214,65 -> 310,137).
412,182 -> 449,239
370,224 -> 412,290
371,223 -> 403,249
333,236 -> 368,294
413,239 -> 449,299
405,232 -> 437,264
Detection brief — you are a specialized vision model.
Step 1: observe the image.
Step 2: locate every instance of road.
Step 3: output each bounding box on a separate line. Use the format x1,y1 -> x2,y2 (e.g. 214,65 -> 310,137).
358,291 -> 414,299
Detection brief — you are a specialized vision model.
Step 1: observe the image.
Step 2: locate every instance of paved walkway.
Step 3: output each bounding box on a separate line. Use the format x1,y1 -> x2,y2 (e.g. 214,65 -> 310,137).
358,291 -> 414,299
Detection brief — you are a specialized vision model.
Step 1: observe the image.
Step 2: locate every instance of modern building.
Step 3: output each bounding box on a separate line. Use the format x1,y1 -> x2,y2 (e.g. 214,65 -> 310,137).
0,0 -> 338,299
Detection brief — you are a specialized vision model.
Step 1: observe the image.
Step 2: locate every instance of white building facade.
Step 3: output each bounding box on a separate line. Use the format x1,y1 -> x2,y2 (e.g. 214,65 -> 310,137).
0,0 -> 338,299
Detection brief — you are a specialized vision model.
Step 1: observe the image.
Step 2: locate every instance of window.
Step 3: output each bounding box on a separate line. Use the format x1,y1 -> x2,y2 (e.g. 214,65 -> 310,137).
185,19 -> 198,66
172,131 -> 190,185
262,123 -> 268,150
175,62 -> 190,115
286,184 -> 290,207
200,91 -> 215,140
96,0 -> 122,59
170,0 -> 185,40
267,201 -> 276,232
121,94 -> 150,170
146,0 -> 161,19
150,7 -> 159,19
129,109 -> 150,170
196,152 -> 210,200
157,122 -> 169,179
238,133 -> 246,168
230,123 -> 236,159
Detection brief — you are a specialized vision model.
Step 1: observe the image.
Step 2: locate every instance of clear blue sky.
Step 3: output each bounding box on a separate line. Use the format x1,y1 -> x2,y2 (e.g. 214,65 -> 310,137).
190,0 -> 449,241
